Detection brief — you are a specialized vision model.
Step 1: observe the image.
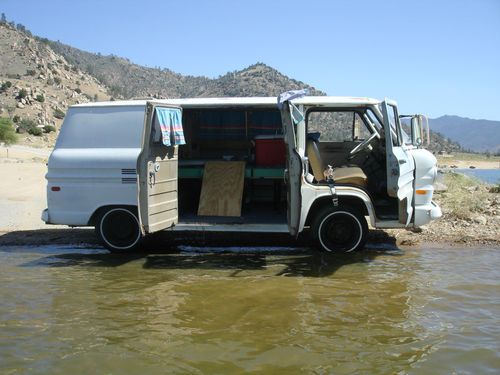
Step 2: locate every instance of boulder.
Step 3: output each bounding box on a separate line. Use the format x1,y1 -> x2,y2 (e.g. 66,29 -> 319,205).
472,215 -> 487,225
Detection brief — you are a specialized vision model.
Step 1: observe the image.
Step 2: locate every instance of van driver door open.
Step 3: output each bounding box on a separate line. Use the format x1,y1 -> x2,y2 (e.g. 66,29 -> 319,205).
137,102 -> 182,234
381,99 -> 415,226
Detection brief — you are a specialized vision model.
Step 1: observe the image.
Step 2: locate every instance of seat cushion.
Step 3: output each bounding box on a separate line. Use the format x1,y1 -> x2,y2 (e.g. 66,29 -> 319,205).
333,166 -> 368,187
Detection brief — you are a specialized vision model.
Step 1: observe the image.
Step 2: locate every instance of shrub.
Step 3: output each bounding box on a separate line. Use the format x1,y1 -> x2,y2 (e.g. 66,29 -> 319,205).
43,125 -> 56,133
0,81 -> 12,92
29,127 -> 42,136
0,117 -> 17,144
19,118 -> 42,136
36,94 -> 45,103
17,88 -> 28,99
53,108 -> 65,119
53,77 -> 61,85
12,115 -> 20,123
74,88 -> 81,94
26,69 -> 36,76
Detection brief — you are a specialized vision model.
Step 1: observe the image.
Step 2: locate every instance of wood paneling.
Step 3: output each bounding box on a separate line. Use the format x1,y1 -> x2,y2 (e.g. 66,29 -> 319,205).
198,161 -> 245,217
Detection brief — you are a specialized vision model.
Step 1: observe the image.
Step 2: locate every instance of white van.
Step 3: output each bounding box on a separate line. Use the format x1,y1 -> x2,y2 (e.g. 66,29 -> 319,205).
42,94 -> 442,252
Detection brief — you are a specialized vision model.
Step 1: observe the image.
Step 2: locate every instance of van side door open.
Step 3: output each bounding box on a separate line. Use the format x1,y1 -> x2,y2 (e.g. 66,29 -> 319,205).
137,102 -> 182,234
381,99 -> 415,225
279,101 -> 303,237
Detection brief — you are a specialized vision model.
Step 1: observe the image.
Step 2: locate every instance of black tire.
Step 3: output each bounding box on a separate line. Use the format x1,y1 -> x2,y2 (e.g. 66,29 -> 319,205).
95,207 -> 142,252
311,206 -> 368,253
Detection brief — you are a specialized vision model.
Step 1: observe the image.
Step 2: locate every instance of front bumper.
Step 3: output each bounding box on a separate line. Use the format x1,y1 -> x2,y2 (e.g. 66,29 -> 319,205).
41,208 -> 49,223
414,201 -> 442,227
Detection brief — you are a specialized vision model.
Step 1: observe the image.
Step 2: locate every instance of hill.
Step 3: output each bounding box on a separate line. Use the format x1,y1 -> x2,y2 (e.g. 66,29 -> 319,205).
44,40 -> 324,99
0,22 -> 111,147
429,115 -> 500,154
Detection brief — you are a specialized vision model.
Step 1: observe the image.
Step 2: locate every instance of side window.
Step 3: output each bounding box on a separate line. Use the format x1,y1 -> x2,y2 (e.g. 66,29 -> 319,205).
307,111 -> 370,142
152,112 -> 162,143
385,104 -> 400,146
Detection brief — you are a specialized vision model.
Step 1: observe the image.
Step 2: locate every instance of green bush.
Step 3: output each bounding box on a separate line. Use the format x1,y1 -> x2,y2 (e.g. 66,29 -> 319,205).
53,108 -> 65,119
17,88 -> 28,99
26,69 -> 36,76
29,127 -> 42,136
0,81 -> 12,92
12,115 -> 20,123
43,125 -> 56,133
0,117 -> 17,144
19,118 -> 42,136
36,94 -> 45,102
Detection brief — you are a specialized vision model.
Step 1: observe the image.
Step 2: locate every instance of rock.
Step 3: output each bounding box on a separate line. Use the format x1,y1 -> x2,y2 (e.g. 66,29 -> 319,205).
16,102 -> 25,109
434,182 -> 448,191
472,215 -> 487,225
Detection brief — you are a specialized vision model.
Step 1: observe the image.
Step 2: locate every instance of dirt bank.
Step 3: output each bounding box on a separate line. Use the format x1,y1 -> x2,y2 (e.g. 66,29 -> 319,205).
0,146 -> 498,249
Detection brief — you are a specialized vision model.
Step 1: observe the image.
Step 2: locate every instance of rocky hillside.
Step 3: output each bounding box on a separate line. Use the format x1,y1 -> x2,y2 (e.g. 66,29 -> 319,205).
45,38 -> 324,99
0,22 -> 111,147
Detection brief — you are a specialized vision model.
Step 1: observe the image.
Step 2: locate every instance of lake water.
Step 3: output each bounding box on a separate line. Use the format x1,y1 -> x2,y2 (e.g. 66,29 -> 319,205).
454,169 -> 500,185
0,245 -> 499,374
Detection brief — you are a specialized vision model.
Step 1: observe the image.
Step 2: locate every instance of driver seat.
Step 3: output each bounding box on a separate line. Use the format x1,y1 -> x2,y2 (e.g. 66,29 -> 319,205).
306,139 -> 368,188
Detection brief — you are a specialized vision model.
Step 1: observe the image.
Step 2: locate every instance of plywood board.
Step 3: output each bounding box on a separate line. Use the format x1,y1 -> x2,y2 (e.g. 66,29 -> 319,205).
198,161 -> 246,217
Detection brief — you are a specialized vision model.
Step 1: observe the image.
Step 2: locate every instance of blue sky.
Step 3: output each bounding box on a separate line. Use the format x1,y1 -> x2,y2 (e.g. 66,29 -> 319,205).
1,0 -> 499,120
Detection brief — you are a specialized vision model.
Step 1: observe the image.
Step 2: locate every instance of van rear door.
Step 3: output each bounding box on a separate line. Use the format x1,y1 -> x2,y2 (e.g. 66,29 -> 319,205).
279,101 -> 303,237
381,99 -> 415,225
137,101 -> 181,234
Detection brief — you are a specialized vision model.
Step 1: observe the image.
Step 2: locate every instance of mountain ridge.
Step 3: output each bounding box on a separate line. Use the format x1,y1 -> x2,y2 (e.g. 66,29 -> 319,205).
429,115 -> 500,153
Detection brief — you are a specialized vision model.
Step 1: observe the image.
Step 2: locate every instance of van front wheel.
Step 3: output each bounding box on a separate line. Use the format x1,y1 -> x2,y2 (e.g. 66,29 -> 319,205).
96,207 -> 142,252
311,206 -> 368,253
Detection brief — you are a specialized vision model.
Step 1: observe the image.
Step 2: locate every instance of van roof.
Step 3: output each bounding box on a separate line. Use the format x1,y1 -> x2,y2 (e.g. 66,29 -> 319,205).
71,96 -> 382,109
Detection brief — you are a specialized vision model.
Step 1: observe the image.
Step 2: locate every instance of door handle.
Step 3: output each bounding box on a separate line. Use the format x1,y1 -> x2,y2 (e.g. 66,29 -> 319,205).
399,159 -> 407,165
149,171 -> 156,186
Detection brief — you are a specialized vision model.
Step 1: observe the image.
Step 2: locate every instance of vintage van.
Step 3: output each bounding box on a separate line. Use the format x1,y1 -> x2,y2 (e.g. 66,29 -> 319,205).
42,94 -> 442,252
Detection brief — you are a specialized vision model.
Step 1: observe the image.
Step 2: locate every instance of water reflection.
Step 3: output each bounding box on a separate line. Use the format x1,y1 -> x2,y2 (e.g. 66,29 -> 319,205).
0,245 -> 498,374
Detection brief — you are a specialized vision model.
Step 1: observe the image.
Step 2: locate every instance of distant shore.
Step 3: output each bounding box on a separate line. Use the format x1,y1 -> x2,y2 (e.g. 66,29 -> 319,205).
0,146 -> 498,249
437,152 -> 500,170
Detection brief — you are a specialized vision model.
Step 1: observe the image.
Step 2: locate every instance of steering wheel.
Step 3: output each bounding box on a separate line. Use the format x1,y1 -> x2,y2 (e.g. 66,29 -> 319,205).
348,132 -> 378,159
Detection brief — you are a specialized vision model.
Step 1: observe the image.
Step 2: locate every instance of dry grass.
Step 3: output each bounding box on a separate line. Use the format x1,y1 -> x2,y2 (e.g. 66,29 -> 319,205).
435,172 -> 492,220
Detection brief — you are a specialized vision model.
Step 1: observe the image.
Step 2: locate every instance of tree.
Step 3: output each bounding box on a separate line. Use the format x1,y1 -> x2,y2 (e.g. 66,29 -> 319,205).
1,13 -> 6,23
0,117 -> 18,144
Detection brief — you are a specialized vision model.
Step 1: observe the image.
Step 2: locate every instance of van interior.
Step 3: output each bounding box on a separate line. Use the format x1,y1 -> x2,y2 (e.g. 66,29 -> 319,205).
176,106 -> 398,226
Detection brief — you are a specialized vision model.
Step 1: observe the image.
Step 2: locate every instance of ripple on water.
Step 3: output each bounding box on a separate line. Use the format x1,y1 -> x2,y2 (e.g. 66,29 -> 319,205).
0,245 -> 499,374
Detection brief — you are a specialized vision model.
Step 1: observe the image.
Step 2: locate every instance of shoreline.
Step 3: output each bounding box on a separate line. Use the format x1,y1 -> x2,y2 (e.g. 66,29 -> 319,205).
0,227 -> 498,250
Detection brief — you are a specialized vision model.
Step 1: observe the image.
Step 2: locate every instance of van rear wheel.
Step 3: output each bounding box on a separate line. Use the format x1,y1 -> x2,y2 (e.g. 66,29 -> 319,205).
95,207 -> 142,252
311,206 -> 368,253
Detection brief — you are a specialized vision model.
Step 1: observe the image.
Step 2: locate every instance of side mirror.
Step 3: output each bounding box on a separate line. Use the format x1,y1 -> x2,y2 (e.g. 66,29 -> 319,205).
410,115 -> 429,148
